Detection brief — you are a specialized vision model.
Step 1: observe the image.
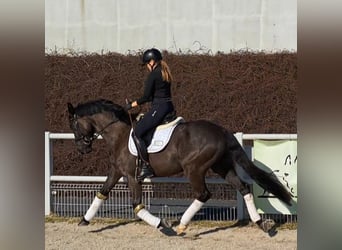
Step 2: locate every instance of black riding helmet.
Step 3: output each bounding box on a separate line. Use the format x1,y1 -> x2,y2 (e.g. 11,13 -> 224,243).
142,48 -> 162,64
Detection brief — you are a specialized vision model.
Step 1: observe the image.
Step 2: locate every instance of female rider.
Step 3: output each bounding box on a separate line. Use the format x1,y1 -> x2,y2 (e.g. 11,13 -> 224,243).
125,48 -> 175,181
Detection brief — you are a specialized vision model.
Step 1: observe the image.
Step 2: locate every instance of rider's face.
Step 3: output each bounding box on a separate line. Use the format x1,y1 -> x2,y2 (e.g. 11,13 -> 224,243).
146,60 -> 155,72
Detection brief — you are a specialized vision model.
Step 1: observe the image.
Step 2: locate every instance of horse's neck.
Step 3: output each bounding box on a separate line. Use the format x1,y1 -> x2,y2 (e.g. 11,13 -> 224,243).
96,118 -> 131,145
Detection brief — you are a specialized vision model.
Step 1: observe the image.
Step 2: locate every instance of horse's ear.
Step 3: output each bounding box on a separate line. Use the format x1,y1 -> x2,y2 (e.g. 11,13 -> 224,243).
67,102 -> 75,115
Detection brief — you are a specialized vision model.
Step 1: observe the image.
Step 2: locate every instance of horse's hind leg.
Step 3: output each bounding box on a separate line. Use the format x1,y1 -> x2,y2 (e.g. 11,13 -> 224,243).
225,169 -> 260,220
177,173 -> 211,235
78,167 -> 122,226
225,169 -> 274,232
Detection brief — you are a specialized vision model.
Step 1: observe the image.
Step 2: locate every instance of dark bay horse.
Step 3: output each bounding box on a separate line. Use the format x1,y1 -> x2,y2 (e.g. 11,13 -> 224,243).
67,99 -> 292,234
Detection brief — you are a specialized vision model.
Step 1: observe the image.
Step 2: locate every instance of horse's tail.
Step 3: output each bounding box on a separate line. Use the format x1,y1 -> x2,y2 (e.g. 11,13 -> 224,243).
233,145 -> 293,206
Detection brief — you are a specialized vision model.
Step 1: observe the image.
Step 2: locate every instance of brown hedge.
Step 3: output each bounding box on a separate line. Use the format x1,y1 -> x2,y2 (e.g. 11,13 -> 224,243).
45,51 -> 297,176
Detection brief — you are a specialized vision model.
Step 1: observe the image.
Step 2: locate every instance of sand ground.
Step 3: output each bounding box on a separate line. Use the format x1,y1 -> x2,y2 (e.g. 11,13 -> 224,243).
45,220 -> 297,250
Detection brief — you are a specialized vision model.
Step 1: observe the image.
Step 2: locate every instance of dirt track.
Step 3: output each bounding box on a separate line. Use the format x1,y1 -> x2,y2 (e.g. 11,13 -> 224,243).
45,221 -> 297,250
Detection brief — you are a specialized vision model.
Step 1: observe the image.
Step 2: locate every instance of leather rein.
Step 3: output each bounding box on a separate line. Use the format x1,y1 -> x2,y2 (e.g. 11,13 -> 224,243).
72,114 -> 118,145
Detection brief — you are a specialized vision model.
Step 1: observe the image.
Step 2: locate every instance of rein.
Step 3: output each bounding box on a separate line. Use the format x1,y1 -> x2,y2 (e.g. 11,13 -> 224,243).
92,119 -> 118,139
125,98 -> 135,131
72,115 -> 118,144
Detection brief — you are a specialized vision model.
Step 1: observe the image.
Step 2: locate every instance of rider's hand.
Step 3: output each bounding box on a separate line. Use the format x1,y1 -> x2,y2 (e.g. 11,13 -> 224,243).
124,102 -> 132,111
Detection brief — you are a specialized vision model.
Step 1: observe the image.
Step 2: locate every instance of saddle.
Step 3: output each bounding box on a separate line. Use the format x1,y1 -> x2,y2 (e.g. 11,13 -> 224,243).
128,116 -> 185,156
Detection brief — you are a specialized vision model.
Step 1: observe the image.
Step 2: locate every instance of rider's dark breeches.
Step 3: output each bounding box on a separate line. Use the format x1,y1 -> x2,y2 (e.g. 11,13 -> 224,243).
133,101 -> 174,163
134,101 -> 174,139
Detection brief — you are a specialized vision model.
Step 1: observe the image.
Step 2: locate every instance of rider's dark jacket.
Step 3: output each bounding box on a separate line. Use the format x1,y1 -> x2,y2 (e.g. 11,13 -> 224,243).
134,64 -> 174,141
137,65 -> 172,105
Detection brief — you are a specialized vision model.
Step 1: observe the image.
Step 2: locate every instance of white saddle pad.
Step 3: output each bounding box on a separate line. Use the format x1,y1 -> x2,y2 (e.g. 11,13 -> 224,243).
128,117 -> 184,156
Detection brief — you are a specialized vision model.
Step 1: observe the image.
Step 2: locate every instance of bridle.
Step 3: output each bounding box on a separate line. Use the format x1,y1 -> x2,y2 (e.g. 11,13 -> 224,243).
71,114 -> 118,145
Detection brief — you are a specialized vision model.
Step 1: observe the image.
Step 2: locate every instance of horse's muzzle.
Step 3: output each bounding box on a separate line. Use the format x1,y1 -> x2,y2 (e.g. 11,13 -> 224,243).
78,146 -> 92,154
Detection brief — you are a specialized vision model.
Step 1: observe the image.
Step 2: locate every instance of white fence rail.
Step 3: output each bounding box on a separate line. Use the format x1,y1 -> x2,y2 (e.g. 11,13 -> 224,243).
45,132 -> 297,218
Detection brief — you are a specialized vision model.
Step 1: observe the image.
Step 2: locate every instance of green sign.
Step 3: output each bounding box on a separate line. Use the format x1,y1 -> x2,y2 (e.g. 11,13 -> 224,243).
253,140 -> 297,215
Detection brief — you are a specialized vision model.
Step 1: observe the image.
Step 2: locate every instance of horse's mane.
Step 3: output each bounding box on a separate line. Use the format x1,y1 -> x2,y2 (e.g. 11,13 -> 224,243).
74,99 -> 133,124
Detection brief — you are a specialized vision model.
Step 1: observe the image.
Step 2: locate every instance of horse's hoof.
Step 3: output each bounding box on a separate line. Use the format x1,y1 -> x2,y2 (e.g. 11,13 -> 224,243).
258,219 -> 275,233
176,224 -> 187,235
78,217 -> 90,226
158,218 -> 172,229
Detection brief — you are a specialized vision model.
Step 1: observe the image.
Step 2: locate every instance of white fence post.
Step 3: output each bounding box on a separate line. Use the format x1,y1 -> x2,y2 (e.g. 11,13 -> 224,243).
234,132 -> 246,221
45,132 -> 52,215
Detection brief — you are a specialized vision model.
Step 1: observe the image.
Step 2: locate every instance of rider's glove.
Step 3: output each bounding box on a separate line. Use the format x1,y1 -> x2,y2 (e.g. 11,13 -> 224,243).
124,102 -> 132,111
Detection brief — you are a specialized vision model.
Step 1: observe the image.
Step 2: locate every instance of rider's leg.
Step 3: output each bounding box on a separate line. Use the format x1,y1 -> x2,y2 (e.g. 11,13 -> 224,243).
132,134 -> 154,180
133,102 -> 174,181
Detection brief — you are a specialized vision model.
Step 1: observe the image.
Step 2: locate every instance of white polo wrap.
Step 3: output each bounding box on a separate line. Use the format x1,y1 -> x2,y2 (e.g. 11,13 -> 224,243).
180,199 -> 205,226
137,208 -> 161,228
84,196 -> 104,221
244,193 -> 261,223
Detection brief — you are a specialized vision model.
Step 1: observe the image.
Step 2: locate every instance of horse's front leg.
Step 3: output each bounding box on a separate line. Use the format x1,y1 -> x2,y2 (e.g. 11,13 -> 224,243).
127,176 -> 171,229
78,167 -> 122,226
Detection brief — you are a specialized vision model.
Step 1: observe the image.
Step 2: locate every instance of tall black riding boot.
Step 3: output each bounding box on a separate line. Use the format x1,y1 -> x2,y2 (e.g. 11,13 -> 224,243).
133,135 -> 155,181
138,161 -> 154,181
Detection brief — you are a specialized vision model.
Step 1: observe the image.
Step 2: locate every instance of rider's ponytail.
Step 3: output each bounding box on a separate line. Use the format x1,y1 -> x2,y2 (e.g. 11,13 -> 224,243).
160,60 -> 173,83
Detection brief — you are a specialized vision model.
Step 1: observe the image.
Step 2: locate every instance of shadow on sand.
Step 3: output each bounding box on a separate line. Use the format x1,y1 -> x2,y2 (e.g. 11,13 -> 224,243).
88,218 -> 286,238
88,220 -> 137,233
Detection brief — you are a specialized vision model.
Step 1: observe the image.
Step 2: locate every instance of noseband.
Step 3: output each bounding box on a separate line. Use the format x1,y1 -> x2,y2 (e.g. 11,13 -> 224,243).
71,115 -> 118,145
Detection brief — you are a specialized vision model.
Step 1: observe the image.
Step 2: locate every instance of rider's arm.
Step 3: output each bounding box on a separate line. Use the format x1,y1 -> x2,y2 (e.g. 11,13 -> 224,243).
134,73 -> 155,106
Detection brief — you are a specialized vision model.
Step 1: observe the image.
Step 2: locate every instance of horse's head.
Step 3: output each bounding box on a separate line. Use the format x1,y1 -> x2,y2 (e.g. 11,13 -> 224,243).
67,99 -> 133,154
67,103 -> 95,154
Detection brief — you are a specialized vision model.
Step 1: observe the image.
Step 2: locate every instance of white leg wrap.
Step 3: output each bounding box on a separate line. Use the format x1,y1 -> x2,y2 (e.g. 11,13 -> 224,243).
244,193 -> 261,223
137,208 -> 161,228
84,196 -> 104,221
180,199 -> 205,226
